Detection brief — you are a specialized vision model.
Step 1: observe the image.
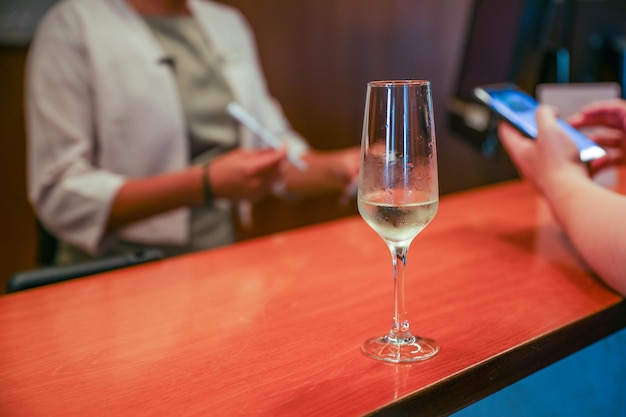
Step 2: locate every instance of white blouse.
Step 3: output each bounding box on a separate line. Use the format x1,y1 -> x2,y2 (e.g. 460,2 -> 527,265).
26,0 -> 307,255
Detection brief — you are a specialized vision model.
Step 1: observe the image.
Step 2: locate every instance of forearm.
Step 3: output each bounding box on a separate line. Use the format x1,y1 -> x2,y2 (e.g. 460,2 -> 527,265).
544,174 -> 626,295
282,149 -> 358,199
282,152 -> 342,197
106,165 -> 204,231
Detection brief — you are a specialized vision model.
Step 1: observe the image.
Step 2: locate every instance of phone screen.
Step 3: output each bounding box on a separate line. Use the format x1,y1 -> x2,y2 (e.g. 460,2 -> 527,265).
474,84 -> 606,162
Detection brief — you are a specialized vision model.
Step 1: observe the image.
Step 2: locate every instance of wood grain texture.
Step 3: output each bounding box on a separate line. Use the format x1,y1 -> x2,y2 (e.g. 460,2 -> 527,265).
1,174 -> 624,417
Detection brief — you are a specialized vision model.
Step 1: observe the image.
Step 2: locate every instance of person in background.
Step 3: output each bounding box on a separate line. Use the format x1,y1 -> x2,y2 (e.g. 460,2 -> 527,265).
26,0 -> 359,265
497,99 -> 626,296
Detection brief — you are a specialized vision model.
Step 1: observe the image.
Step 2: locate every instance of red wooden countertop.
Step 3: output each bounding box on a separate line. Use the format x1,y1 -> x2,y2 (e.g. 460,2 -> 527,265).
1,173 -> 625,417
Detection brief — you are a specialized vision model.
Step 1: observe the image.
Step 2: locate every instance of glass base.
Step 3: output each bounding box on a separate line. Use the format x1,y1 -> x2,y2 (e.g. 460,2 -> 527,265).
361,333 -> 439,363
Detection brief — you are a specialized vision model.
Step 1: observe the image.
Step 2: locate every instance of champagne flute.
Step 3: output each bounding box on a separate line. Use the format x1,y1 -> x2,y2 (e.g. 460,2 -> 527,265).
358,80 -> 439,363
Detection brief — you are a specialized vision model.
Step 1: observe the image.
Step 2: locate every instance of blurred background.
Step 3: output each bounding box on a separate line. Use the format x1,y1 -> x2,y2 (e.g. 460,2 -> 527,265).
1,0 -> 625,291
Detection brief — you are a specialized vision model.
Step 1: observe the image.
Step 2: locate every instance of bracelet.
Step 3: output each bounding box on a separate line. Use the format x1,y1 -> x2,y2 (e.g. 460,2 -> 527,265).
202,162 -> 213,207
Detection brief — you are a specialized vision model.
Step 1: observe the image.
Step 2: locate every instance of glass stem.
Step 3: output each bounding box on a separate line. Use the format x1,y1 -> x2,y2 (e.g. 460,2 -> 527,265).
389,244 -> 411,342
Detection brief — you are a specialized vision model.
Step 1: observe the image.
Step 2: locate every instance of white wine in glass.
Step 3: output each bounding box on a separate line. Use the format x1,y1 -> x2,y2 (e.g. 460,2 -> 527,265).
358,80 -> 439,363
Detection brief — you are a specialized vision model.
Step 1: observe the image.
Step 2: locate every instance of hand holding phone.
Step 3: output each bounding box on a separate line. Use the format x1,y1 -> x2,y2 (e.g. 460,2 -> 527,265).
473,83 -> 606,162
226,102 -> 308,171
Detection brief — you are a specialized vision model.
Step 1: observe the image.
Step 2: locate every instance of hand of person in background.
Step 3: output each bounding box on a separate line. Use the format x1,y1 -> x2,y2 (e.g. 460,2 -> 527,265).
209,147 -> 287,202
330,146 -> 361,185
567,98 -> 626,173
329,146 -> 361,206
282,146 -> 361,202
105,147 -> 287,232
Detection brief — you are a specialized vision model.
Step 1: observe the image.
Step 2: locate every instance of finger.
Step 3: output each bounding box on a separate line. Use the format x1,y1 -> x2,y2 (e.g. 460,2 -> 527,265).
252,159 -> 288,187
535,105 -> 560,131
583,128 -> 626,148
535,105 -> 567,143
535,105 -> 576,152
588,148 -> 625,174
601,147 -> 625,165
244,172 -> 280,200
536,104 -> 562,138
497,121 -> 533,153
332,149 -> 361,184
246,149 -> 287,173
568,99 -> 626,130
579,98 -> 625,113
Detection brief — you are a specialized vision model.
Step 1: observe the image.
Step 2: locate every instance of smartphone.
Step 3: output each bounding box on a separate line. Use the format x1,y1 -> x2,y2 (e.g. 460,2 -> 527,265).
473,83 -> 606,162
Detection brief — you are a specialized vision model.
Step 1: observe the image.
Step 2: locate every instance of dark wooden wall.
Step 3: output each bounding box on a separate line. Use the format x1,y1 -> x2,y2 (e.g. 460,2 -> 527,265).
223,0 -> 517,239
0,48 -> 37,293
0,0 -> 518,292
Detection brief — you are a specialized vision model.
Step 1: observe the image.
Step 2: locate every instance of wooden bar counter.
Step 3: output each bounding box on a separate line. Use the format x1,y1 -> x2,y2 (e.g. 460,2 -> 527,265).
1,171 -> 625,417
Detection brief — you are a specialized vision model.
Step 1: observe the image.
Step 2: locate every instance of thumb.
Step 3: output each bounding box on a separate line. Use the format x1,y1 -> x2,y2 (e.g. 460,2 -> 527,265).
535,105 -> 568,146
535,105 -> 559,134
535,104 -> 582,158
